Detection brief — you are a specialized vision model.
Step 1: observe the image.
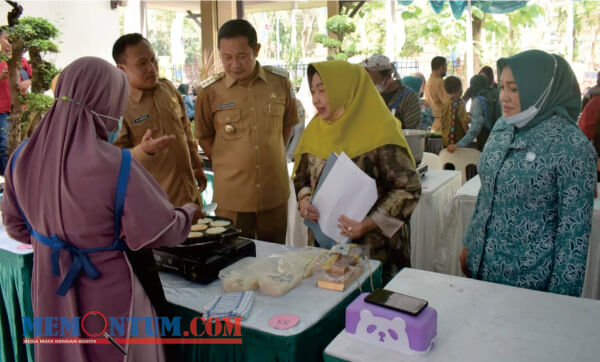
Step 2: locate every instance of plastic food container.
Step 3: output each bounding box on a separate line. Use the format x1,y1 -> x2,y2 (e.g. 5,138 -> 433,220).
248,255 -> 305,297
218,257 -> 259,293
280,246 -> 326,278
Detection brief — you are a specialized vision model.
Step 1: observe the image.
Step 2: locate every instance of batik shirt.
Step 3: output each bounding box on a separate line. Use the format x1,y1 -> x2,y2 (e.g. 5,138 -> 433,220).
463,115 -> 597,296
294,144 -> 421,281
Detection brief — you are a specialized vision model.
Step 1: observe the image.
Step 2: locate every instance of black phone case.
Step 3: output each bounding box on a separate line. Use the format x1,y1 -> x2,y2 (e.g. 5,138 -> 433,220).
364,289 -> 428,315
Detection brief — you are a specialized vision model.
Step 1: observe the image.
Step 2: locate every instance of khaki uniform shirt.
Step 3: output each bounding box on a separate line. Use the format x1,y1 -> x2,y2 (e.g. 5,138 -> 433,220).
195,63 -> 299,212
114,79 -> 203,208
424,74 -> 448,120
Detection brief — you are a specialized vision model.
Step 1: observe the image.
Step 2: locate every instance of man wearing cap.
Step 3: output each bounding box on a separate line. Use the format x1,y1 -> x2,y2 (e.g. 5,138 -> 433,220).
195,19 -> 298,244
362,54 -> 421,130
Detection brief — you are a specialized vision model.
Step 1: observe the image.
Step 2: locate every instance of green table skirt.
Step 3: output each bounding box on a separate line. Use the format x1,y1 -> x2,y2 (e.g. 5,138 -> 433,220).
0,245 -> 380,362
166,264 -> 382,362
0,249 -> 34,362
323,354 -> 348,362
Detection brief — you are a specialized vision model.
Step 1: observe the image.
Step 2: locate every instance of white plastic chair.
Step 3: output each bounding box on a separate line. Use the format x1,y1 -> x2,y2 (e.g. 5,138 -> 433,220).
421,152 -> 442,170
439,148 -> 482,184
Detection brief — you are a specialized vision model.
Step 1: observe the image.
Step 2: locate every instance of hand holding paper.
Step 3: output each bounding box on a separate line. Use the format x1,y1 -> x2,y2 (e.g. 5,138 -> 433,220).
309,152 -> 378,246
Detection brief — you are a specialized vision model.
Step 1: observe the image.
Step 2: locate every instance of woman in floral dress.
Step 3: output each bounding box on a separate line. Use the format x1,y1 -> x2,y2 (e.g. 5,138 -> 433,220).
460,50 -> 596,296
293,60 -> 421,283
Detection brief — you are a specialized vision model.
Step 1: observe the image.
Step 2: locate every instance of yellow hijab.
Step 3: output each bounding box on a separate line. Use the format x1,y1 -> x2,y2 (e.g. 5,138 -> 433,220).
293,60 -> 414,175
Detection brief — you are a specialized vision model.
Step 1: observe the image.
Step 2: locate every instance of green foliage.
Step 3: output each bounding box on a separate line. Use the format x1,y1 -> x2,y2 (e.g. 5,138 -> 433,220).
313,34 -> 341,49
573,0 -> 600,62
183,16 -> 202,64
314,14 -> 358,60
27,39 -> 58,53
21,93 -> 54,122
471,7 -> 485,20
38,60 -> 60,90
399,3 -> 465,56
147,9 -> 176,57
325,15 -> 356,41
3,15 -> 60,145
355,1 -> 385,56
9,17 -> 59,51
398,29 -> 422,57
508,3 -> 544,28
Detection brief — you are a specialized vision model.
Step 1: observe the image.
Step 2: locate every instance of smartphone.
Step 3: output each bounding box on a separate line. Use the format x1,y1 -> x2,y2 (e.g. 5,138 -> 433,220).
365,289 -> 428,315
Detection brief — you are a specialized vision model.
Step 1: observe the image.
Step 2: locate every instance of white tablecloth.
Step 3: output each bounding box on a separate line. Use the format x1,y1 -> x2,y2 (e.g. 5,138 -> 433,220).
324,268 -> 600,362
410,170 -> 462,271
160,240 -> 381,337
438,175 -> 600,300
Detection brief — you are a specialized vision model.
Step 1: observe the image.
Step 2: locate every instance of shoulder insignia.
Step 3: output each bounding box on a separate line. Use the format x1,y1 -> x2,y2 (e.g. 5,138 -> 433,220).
264,66 -> 288,78
200,72 -> 224,89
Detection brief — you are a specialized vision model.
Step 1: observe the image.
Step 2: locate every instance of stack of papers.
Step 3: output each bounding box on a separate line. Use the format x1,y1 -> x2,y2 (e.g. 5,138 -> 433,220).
304,152 -> 377,249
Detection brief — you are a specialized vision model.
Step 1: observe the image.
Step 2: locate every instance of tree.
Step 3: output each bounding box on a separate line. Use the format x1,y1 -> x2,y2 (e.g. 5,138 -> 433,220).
2,4 -> 59,154
313,14 -> 358,60
399,1 -> 543,72
183,16 -> 201,64
574,0 -> 600,67
355,1 -> 386,56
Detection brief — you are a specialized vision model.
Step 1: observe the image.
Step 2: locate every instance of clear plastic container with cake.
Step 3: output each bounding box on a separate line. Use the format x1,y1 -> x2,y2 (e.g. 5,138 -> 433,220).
313,244 -> 367,290
218,257 -> 260,293
279,246 -> 327,278
247,255 -> 305,297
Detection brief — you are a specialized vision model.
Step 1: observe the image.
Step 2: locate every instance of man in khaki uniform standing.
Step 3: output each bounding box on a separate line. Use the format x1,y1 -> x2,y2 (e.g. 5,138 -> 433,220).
111,34 -> 205,342
113,33 -> 206,207
195,19 -> 298,244
425,56 -> 449,131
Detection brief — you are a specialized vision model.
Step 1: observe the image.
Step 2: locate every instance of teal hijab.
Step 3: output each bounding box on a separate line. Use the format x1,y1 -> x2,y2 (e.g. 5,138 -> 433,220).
402,76 -> 422,95
177,83 -> 189,95
469,74 -> 498,123
497,50 -> 581,127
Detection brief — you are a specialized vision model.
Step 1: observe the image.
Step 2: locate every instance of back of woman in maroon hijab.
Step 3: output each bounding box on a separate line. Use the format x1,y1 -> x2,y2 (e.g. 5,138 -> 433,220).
1,57 -> 197,362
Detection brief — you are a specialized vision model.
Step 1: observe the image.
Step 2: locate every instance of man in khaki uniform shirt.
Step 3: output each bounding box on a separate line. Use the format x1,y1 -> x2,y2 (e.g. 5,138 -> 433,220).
113,34 -> 206,208
111,34 -> 204,349
195,20 -> 298,244
425,56 -> 449,131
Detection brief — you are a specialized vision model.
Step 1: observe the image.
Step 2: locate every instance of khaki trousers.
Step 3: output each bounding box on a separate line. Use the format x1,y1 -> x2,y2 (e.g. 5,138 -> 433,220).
217,203 -> 287,244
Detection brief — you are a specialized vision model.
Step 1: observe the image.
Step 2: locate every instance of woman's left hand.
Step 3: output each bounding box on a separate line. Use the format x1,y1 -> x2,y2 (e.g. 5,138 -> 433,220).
338,215 -> 377,240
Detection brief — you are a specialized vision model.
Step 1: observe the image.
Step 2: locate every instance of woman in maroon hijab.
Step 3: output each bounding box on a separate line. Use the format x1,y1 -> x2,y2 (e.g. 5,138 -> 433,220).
1,57 -> 197,361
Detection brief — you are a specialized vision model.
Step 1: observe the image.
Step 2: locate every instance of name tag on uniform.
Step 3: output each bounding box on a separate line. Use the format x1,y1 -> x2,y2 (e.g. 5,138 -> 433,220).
134,114 -> 150,124
218,103 -> 235,110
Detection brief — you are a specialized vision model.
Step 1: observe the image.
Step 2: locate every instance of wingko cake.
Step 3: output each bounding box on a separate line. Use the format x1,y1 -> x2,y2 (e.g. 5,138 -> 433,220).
345,293 -> 437,355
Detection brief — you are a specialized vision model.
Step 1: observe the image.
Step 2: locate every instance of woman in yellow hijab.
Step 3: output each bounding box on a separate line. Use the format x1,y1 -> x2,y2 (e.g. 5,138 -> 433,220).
293,60 -> 421,283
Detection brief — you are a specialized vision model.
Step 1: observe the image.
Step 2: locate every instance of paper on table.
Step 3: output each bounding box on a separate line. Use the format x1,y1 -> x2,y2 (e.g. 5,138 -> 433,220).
0,226 -> 33,255
311,152 -> 377,243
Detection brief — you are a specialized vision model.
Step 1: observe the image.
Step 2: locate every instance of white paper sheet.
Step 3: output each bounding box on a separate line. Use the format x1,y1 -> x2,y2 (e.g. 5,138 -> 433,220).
311,152 -> 378,242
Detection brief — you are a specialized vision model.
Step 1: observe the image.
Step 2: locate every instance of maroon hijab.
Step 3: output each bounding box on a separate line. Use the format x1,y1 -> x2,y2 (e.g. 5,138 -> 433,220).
2,57 -> 195,361
7,57 -> 138,247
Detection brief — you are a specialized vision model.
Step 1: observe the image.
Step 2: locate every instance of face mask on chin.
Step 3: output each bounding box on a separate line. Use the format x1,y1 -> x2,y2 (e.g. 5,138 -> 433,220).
91,110 -> 123,143
502,106 -> 539,128
106,117 -> 123,143
502,55 -> 558,129
375,78 -> 390,93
